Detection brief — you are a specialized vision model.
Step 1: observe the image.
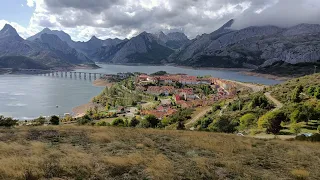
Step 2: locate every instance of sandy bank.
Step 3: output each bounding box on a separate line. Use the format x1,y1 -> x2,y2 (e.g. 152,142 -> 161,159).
241,71 -> 291,81
92,79 -> 114,87
72,102 -> 97,118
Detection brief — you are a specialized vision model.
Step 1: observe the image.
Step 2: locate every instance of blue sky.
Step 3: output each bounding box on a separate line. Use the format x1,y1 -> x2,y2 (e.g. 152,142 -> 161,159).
0,0 -> 34,27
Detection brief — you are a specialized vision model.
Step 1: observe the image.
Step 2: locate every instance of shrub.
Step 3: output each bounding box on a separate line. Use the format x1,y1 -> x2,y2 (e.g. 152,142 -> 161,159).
139,119 -> 151,128
129,117 -> 140,127
0,116 -> 18,127
111,118 -> 125,127
96,121 -> 108,126
318,125 -> 320,133
258,110 -> 286,134
208,115 -> 238,133
290,122 -> 303,135
33,116 -> 46,125
291,85 -> 303,103
212,104 -> 221,112
77,115 -> 92,125
50,115 -> 60,125
200,117 -> 213,129
145,115 -> 160,128
239,113 -> 256,130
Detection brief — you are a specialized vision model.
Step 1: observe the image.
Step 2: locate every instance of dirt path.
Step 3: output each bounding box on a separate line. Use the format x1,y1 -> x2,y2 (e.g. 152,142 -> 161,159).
264,92 -> 284,110
186,106 -> 212,127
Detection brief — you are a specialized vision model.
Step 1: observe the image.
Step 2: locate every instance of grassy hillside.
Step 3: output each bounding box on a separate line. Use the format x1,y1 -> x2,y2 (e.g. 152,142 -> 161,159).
270,73 -> 320,103
0,126 -> 319,180
0,56 -> 49,69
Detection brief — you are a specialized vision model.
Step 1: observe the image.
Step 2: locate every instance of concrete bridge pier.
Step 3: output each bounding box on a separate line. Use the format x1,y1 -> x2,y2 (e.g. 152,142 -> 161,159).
78,72 -> 82,79
70,72 -> 72,78
65,72 -> 67,77
73,72 -> 77,78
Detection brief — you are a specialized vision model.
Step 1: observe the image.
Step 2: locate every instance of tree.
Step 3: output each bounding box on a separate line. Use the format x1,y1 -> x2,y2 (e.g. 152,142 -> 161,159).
200,117 -> 213,129
208,115 -> 238,133
0,116 -> 18,127
258,110 -> 286,134
145,115 -> 159,128
33,116 -> 46,125
96,121 -> 108,126
239,113 -> 257,130
176,120 -> 185,130
307,86 -> 316,96
291,85 -> 303,103
290,122 -> 303,135
129,116 -> 140,127
50,115 -> 60,125
314,87 -> 320,99
111,118 -> 125,127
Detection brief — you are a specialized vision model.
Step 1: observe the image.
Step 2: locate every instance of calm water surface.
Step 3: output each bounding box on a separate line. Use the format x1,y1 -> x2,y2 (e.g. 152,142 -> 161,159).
0,64 -> 281,119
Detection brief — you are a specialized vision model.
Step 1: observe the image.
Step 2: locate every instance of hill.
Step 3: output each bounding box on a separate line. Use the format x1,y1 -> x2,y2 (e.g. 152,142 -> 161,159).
0,126 -> 319,179
0,56 -> 49,69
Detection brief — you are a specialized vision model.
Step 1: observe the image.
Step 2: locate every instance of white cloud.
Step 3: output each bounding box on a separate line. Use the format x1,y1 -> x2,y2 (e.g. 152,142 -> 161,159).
2,0 -> 320,42
27,0 -> 35,7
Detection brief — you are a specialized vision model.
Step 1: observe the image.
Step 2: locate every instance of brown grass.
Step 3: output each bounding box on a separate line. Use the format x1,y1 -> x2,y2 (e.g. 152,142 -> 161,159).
0,126 -> 319,179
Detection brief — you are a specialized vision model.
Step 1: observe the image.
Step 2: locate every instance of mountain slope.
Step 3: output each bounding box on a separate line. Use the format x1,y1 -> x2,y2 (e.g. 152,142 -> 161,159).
27,28 -> 124,60
154,31 -> 189,49
172,20 -> 320,68
0,24 -> 94,68
0,56 -> 49,69
109,32 -> 174,64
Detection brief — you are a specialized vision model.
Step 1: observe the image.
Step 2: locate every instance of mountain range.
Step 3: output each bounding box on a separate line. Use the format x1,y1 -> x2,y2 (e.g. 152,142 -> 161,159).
1,19 -> 320,71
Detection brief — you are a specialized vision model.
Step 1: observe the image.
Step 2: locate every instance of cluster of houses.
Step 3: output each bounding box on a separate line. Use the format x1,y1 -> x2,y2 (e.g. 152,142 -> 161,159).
136,73 -> 238,119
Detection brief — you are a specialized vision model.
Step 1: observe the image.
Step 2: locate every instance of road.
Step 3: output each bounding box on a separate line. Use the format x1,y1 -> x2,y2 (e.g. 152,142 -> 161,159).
185,106 -> 212,127
264,92 -> 284,110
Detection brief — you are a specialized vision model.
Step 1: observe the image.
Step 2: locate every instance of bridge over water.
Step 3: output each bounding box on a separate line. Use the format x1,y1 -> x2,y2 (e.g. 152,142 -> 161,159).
3,68 -> 113,80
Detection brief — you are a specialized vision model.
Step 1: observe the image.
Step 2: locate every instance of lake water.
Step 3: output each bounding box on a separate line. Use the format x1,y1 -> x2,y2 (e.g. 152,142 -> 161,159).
0,64 -> 281,119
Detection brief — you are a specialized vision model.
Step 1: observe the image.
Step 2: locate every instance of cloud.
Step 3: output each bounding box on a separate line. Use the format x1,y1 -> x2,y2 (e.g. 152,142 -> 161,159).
3,0 -> 320,41
27,0 -> 35,7
232,0 -> 320,29
0,20 -> 33,38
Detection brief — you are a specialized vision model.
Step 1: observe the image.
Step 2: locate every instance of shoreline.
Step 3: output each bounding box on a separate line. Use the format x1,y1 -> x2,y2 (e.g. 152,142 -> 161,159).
240,71 -> 291,81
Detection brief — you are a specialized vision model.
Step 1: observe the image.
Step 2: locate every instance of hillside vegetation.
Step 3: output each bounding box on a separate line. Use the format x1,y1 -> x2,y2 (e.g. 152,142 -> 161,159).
0,126 -> 319,180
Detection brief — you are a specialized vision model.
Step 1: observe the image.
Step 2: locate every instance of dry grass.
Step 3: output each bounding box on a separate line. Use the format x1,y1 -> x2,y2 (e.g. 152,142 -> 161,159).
0,126 -> 319,180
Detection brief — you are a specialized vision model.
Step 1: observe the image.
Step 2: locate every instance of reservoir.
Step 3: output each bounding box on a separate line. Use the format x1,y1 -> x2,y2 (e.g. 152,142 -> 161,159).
0,64 -> 281,119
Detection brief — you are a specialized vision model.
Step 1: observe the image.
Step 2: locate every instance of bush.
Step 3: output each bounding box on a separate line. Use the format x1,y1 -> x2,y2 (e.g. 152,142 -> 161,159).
208,115 -> 238,133
145,115 -> 160,128
33,116 -> 46,125
258,110 -> 286,134
290,122 -> 303,135
129,117 -> 140,127
50,115 -> 60,125
239,113 -> 256,130
96,121 -> 108,126
212,104 -> 221,112
318,125 -> 320,133
77,115 -> 92,125
0,116 -> 18,127
200,117 -> 213,129
111,118 -> 125,127
139,119 -> 151,128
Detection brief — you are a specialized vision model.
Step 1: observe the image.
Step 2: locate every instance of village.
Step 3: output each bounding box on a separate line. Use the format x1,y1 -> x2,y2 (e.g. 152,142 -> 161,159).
91,72 -> 239,120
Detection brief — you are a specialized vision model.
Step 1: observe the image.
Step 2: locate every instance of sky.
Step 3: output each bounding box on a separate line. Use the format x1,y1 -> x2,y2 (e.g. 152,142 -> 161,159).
0,0 -> 320,41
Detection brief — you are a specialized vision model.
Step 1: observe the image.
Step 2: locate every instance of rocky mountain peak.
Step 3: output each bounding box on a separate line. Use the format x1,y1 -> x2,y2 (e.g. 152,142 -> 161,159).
0,24 -> 20,38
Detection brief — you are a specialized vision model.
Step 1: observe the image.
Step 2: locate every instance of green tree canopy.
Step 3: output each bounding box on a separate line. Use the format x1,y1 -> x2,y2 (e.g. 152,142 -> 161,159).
239,113 -> 257,130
